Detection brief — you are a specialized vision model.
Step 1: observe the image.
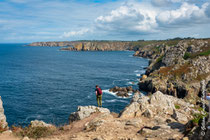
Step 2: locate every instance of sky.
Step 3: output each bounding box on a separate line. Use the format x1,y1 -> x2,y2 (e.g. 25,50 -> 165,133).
0,0 -> 210,43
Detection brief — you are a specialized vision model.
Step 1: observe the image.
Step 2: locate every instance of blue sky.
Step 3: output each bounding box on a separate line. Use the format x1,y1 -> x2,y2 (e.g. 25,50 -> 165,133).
0,0 -> 210,43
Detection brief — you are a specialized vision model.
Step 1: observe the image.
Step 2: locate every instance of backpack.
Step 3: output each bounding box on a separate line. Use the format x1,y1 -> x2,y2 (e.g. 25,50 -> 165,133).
97,88 -> 103,95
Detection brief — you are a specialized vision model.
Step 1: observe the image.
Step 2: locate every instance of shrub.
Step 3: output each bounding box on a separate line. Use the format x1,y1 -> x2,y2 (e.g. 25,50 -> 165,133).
15,126 -> 55,139
192,111 -> 207,125
183,52 -> 191,60
156,55 -> 164,63
174,104 -> 180,109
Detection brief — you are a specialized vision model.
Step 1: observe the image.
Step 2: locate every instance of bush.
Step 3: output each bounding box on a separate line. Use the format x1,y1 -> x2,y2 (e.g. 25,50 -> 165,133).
174,104 -> 180,109
192,112 -> 207,125
156,55 -> 164,63
14,126 -> 55,139
183,52 -> 191,60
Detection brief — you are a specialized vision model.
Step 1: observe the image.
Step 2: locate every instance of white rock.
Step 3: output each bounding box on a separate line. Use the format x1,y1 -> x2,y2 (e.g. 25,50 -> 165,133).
69,106 -> 110,122
30,120 -> 54,128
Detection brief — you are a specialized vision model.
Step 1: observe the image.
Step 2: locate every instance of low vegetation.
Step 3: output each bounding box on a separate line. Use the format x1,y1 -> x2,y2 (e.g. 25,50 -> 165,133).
174,104 -> 181,109
12,125 -> 55,139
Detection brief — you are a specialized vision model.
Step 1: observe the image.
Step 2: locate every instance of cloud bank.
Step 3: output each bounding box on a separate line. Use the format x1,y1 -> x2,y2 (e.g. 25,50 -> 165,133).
0,0 -> 210,42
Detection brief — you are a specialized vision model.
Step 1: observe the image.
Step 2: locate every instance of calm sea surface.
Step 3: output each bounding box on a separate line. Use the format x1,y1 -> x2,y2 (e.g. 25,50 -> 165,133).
0,44 -> 148,126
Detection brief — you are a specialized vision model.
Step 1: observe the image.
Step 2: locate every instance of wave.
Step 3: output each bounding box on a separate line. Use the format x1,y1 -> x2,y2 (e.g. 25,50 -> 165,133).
102,89 -> 132,99
136,74 -> 141,77
105,99 -> 129,103
126,81 -> 138,85
134,70 -> 145,73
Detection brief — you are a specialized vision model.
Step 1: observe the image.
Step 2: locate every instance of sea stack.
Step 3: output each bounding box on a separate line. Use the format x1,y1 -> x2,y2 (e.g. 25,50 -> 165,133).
0,96 -> 8,129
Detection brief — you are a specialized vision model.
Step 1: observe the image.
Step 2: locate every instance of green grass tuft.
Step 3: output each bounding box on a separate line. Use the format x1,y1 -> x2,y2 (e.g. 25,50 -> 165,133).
174,104 -> 180,109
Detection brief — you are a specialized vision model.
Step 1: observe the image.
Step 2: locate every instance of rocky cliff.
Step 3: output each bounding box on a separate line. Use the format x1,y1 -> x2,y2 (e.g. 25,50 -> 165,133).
135,39 -> 210,104
28,41 -> 134,51
0,96 -> 8,130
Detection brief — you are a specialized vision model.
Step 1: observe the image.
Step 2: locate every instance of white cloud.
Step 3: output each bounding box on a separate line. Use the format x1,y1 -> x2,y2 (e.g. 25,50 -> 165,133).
156,2 -> 209,25
93,1 -> 210,38
95,2 -> 159,35
61,29 -> 90,38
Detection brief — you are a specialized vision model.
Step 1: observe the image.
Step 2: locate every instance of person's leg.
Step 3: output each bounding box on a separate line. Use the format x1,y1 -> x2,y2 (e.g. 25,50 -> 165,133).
99,95 -> 102,107
97,96 -> 100,107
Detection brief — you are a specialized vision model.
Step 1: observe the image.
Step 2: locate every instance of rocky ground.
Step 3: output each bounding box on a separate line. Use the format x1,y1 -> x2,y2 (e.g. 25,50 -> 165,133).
1,91 -> 210,140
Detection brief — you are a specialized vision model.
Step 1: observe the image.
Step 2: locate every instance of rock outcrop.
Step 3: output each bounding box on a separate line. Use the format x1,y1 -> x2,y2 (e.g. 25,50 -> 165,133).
136,39 -> 210,103
109,86 -> 139,97
119,91 -> 194,123
69,106 -> 110,123
0,96 -> 8,130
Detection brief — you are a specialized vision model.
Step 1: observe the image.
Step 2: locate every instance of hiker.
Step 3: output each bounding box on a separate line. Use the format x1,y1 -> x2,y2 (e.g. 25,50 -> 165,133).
206,93 -> 210,129
95,85 -> 103,107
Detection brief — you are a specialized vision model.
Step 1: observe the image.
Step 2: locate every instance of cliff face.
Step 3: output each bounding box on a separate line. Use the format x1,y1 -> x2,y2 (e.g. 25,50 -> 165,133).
0,96 -> 8,130
28,41 -> 134,51
135,39 -> 210,103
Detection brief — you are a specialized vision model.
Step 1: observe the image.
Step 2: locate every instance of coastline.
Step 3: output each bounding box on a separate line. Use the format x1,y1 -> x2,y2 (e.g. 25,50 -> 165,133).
0,38 -> 209,139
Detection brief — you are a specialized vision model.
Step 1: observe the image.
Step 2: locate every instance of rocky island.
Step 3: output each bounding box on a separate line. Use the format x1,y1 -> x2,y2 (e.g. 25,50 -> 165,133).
1,38 -> 209,139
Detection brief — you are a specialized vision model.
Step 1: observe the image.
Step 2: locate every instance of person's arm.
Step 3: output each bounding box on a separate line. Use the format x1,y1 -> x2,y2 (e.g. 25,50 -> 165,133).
95,91 -> 98,96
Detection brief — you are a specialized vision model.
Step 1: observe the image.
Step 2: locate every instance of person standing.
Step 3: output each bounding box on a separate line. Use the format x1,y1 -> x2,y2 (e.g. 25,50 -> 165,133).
95,85 -> 103,107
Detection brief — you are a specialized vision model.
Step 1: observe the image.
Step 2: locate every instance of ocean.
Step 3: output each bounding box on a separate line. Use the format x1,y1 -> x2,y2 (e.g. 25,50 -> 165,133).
0,44 -> 148,126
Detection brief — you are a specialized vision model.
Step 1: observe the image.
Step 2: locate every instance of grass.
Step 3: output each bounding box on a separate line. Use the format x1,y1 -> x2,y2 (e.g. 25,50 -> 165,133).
171,63 -> 191,78
156,55 -> 164,63
183,52 -> 191,60
183,46 -> 210,60
199,50 -> 210,56
174,104 -> 180,109
194,73 -> 210,81
192,112 -> 207,124
12,125 -> 55,139
159,66 -> 173,76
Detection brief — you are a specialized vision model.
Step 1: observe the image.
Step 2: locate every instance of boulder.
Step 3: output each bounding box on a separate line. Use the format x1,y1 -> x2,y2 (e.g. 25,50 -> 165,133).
149,91 -> 175,114
0,96 -> 8,129
119,102 -> 141,119
116,92 -> 129,97
30,120 -> 54,128
171,109 -> 188,123
69,106 -> 110,123
140,75 -> 147,81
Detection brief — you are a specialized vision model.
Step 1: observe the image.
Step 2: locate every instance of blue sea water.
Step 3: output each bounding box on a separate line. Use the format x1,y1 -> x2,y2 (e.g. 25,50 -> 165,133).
0,44 -> 148,126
